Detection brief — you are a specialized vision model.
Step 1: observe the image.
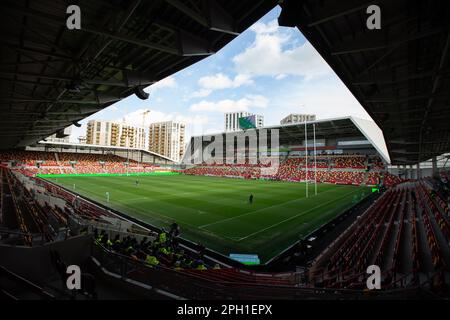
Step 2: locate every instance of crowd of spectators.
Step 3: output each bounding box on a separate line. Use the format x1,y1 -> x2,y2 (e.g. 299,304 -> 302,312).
94,224 -> 215,271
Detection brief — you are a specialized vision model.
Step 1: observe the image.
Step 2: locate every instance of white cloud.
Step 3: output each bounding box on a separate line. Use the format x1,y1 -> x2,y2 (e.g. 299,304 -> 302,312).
117,109 -> 210,145
262,75 -> 371,127
190,88 -> 212,98
69,122 -> 88,143
233,20 -> 332,79
250,19 -> 279,35
116,108 -> 208,128
144,76 -> 176,93
190,73 -> 253,98
115,109 -> 152,128
189,95 -> 268,113
198,73 -> 253,90
233,74 -> 254,87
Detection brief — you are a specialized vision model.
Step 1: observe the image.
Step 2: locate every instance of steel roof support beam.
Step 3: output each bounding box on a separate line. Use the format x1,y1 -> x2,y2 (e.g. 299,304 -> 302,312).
0,58 -> 68,68
307,1 -> 378,27
352,69 -> 447,85
0,70 -> 155,87
81,25 -> 213,56
165,0 -> 238,35
331,27 -> 448,55
4,4 -> 212,56
0,41 -> 74,61
80,26 -> 179,55
0,98 -> 115,105
418,31 -> 450,163
365,92 -> 450,103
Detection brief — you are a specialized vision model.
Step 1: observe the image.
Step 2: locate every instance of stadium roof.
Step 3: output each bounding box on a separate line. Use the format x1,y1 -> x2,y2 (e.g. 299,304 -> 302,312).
278,0 -> 450,165
0,0 -> 277,150
190,116 -> 391,163
28,140 -> 175,162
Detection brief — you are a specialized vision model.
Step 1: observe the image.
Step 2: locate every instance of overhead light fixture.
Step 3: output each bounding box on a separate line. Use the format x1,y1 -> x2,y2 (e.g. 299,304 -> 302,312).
134,86 -> 149,100
73,121 -> 82,127
66,78 -> 82,93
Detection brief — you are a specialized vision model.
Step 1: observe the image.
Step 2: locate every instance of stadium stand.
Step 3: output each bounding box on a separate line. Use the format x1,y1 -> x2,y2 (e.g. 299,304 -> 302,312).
93,228 -> 211,271
1,155 -> 449,298
0,150 -> 159,176
3,147 -> 447,299
1,166 -> 220,274
183,155 -> 401,187
310,179 -> 450,290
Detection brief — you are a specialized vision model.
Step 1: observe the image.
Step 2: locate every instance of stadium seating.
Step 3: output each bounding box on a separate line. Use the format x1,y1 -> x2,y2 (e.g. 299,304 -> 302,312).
0,167 -> 124,246
366,171 -> 404,187
311,180 -> 450,289
0,150 -> 159,176
0,150 -> 58,166
5,150 -> 438,293
333,155 -> 366,169
184,165 -> 262,180
1,151 -> 400,187
184,155 -> 402,187
3,168 -> 51,244
180,268 -> 296,286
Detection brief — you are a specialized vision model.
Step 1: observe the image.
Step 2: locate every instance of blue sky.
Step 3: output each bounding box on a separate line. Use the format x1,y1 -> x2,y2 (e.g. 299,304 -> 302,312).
69,6 -> 371,143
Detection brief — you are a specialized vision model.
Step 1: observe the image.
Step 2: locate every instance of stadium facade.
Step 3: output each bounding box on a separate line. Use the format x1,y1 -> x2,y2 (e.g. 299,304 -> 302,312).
25,141 -> 175,165
280,113 -> 317,125
183,116 -> 390,169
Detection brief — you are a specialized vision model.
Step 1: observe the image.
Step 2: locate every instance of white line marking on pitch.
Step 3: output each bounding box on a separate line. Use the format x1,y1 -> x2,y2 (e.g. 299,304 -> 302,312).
111,200 -> 238,242
235,189 -> 361,242
121,196 -> 149,202
198,187 -> 338,229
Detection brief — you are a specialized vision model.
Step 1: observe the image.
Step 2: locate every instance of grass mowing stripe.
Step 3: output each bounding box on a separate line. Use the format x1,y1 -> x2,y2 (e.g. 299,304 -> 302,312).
62,178 -> 238,242
110,198 -> 238,242
236,188 -> 362,241
47,175 -> 368,263
198,186 -> 340,229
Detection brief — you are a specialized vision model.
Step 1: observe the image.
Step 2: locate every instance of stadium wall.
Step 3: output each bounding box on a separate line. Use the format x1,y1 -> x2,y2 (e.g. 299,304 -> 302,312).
0,235 -> 91,282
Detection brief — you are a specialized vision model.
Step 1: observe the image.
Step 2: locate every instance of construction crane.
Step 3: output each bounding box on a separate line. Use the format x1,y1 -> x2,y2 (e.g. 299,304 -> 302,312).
141,109 -> 151,148
141,109 -> 151,128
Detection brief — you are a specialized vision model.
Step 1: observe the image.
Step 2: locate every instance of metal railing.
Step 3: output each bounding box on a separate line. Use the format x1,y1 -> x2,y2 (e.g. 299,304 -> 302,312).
91,242 -> 418,299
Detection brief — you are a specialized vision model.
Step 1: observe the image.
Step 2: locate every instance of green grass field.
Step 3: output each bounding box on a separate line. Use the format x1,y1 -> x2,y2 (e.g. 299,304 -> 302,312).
47,174 -> 369,263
